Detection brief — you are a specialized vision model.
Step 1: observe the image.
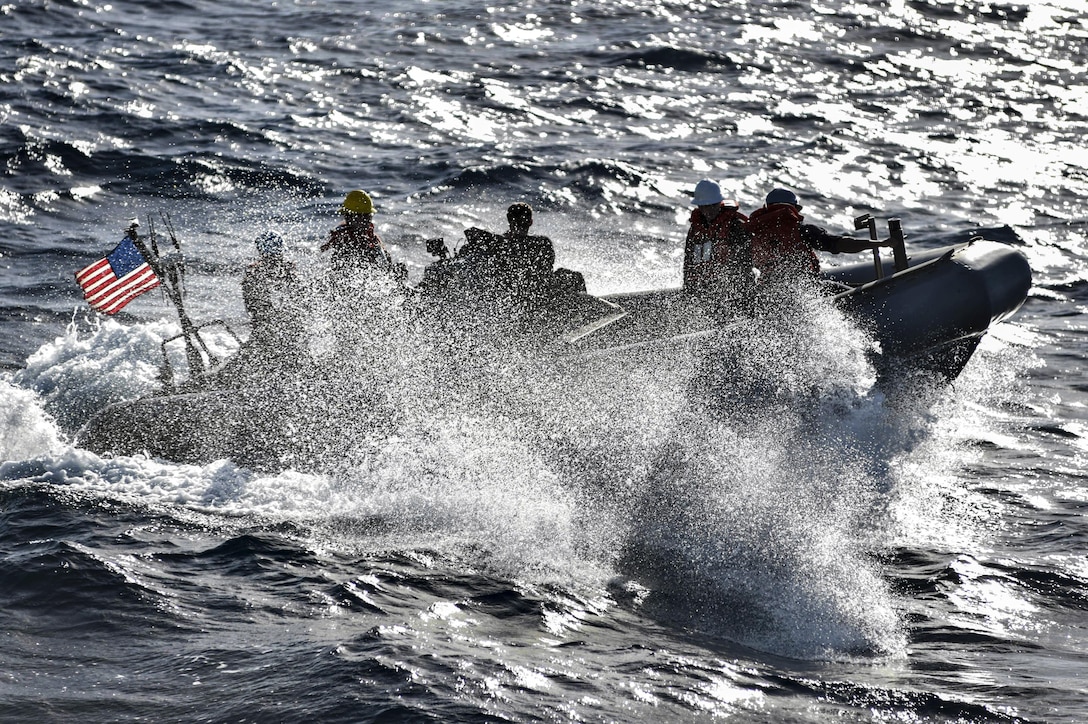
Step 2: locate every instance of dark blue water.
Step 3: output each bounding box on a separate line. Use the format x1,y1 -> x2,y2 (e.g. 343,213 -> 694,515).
3,1 -> 1087,721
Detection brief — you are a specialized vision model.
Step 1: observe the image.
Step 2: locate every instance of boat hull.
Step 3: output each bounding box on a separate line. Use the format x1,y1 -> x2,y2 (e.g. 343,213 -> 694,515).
830,240 -> 1032,380
565,239 -> 1032,380
78,388 -> 286,468
76,239 -> 1032,465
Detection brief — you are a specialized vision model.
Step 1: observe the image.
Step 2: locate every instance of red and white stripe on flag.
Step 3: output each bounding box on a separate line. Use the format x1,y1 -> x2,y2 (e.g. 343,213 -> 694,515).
74,237 -> 161,315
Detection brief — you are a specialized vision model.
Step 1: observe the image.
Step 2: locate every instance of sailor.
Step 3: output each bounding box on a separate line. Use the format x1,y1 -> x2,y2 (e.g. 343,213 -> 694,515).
746,188 -> 887,284
242,231 -> 304,367
459,202 -> 556,302
320,190 -> 394,271
682,179 -> 753,296
498,202 -> 556,294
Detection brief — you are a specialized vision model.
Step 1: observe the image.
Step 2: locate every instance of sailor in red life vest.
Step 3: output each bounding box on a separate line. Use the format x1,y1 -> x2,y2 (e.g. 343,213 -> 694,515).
682,179 -> 753,295
746,188 -> 885,283
320,190 -> 393,271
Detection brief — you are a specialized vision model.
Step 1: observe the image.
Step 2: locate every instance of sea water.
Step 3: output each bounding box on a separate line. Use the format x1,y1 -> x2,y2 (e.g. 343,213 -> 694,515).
2,1 -> 1086,721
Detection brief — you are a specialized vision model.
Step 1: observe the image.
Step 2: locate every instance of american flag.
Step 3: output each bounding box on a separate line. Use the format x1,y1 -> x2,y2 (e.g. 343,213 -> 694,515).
74,236 -> 161,315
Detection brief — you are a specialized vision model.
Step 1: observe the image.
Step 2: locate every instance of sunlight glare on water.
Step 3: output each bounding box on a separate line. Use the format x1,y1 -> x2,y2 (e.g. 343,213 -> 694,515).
1,0 -> 1086,720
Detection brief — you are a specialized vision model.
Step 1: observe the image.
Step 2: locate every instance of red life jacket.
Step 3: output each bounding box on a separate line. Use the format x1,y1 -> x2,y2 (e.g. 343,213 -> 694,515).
683,205 -> 749,291
322,217 -> 391,269
746,204 -> 820,279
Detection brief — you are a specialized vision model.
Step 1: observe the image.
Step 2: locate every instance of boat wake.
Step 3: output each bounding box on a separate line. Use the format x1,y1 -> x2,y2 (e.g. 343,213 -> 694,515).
1,283 -> 995,661
616,286 -> 910,659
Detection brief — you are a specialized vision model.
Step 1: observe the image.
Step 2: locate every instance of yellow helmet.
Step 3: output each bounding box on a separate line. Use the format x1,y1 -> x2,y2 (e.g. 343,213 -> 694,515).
340,189 -> 374,215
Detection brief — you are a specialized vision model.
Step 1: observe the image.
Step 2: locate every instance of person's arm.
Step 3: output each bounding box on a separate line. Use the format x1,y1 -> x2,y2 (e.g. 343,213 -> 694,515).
538,236 -> 555,273
241,267 -> 257,316
682,224 -> 700,286
319,229 -> 338,252
241,265 -> 270,323
727,219 -> 754,283
370,231 -> 392,265
800,224 -> 885,254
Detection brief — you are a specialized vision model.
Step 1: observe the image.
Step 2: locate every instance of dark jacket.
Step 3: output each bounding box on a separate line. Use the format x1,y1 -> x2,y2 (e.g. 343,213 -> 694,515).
242,256 -> 303,359
501,231 -> 555,289
458,226 -> 555,297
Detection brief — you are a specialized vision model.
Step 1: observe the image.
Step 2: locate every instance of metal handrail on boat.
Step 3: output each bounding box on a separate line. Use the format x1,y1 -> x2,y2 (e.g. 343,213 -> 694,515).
158,319 -> 243,392
854,214 -> 909,278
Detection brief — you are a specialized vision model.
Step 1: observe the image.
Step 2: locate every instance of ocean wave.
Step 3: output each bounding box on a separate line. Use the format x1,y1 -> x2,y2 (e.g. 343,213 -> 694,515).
608,45 -> 741,72
0,0 -> 1083,719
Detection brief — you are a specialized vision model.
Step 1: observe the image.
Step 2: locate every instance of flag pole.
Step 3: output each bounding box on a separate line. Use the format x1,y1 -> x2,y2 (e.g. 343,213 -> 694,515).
126,219 -> 209,377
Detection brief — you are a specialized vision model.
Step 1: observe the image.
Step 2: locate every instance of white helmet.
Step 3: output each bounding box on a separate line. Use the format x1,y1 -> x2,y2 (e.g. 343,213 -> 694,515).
255,231 -> 285,256
692,179 -> 725,206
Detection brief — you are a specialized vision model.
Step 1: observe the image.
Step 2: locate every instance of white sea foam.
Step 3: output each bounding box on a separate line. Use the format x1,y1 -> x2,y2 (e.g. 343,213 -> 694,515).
616,286 -> 909,659
0,260 -> 1011,663
0,378 -> 66,462
1,280 -> 907,659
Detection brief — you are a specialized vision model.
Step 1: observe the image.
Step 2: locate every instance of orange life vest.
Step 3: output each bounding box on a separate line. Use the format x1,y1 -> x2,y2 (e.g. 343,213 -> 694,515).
745,204 -> 820,279
683,205 -> 749,291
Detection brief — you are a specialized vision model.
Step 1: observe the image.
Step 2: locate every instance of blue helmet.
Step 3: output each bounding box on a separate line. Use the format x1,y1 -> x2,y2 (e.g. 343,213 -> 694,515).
766,188 -> 801,209
255,231 -> 285,256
